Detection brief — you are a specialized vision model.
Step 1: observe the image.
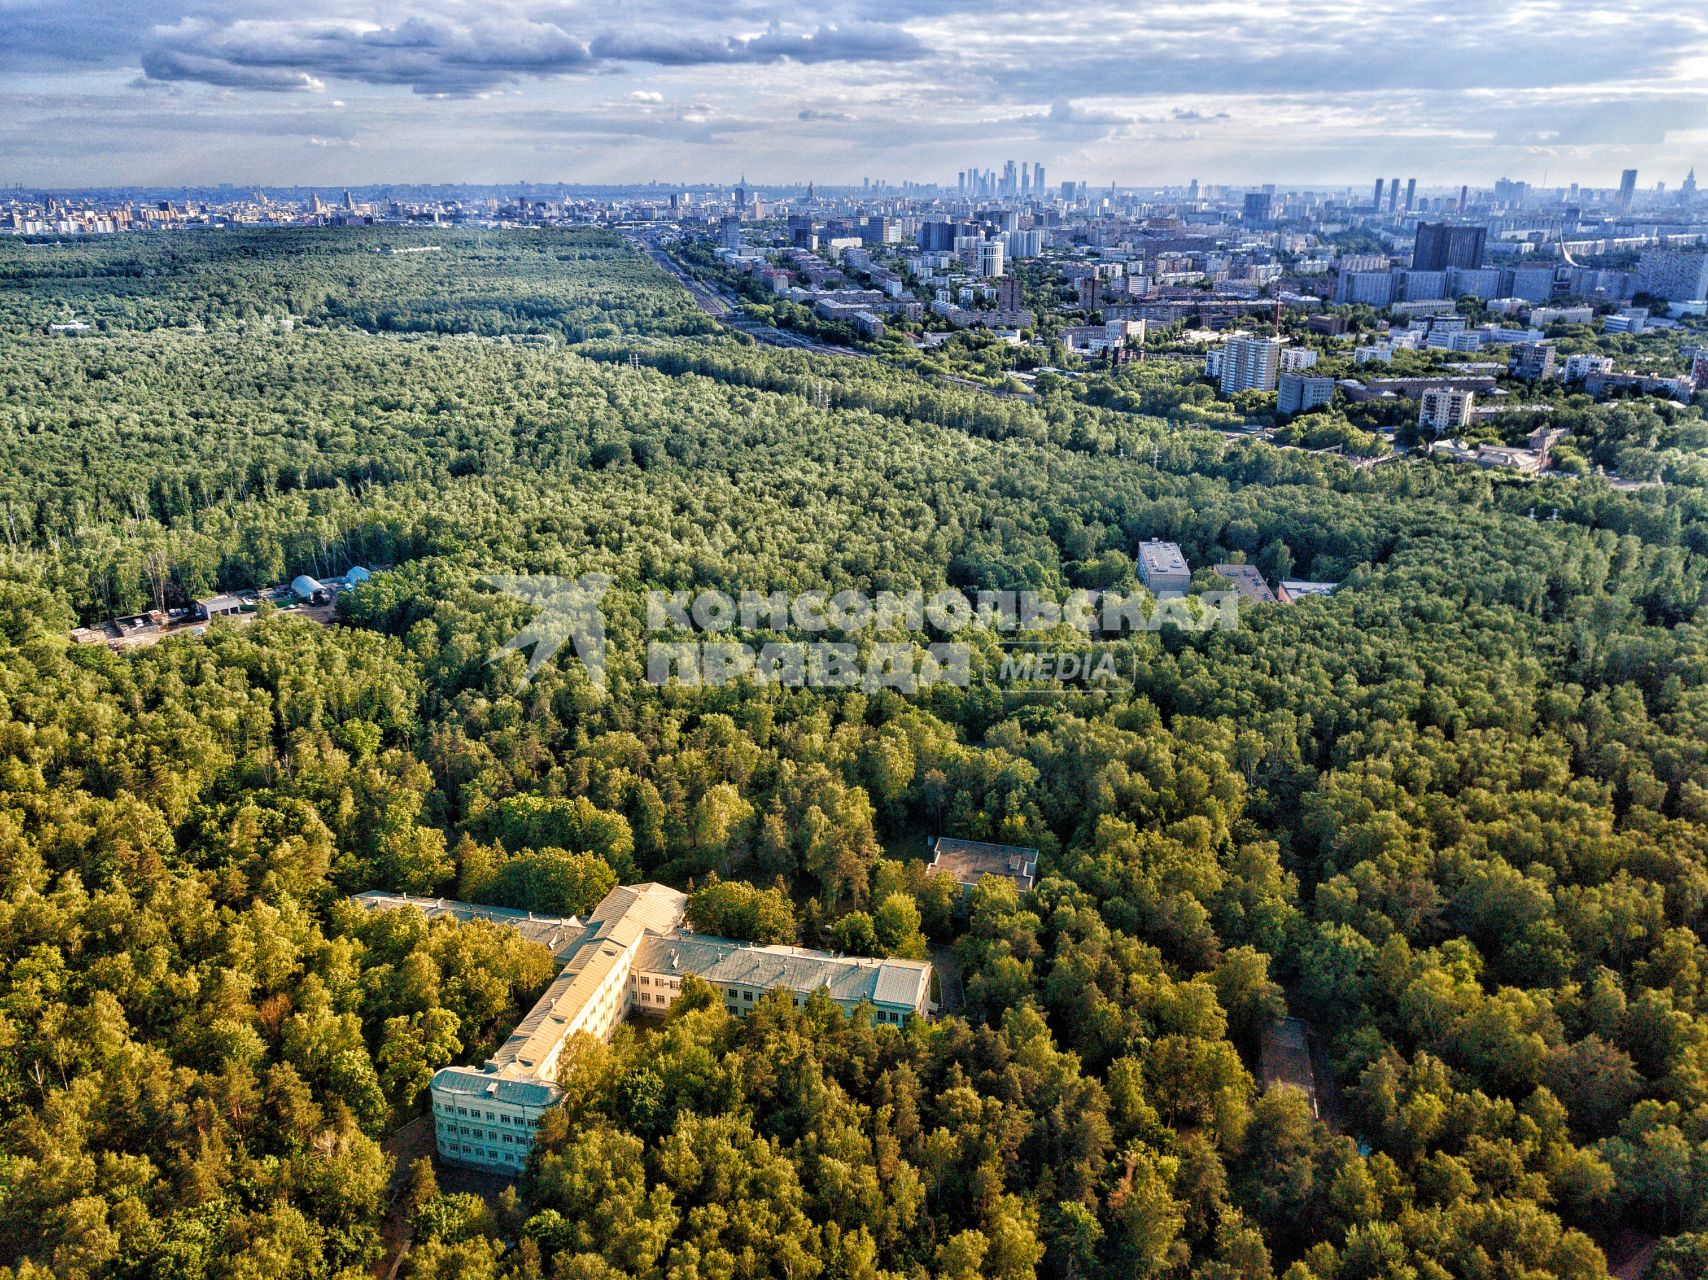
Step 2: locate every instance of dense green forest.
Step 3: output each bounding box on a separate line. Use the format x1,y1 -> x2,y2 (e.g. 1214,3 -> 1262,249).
0,228 -> 1706,1280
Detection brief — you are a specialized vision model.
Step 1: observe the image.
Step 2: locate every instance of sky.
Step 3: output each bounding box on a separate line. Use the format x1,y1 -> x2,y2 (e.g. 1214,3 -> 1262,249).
3,0 -> 1707,190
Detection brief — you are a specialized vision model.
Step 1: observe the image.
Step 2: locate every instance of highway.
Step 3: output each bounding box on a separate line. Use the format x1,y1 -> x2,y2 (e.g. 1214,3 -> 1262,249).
630,235 -> 864,359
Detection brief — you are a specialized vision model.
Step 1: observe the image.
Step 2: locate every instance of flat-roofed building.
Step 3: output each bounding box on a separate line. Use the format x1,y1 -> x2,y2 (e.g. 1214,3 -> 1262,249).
1213,563 -> 1279,604
1218,335 -> 1283,394
1137,539 -> 1192,595
1279,580 -> 1340,602
1419,386 -> 1476,433
1277,373 -> 1334,415
356,881 -> 933,1173
929,836 -> 1039,895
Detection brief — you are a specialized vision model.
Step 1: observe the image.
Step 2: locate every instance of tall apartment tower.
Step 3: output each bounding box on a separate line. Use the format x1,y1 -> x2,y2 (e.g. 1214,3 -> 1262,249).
1033,162 -> 1045,197
1218,336 -> 1283,395
1388,178 -> 1400,212
1413,223 -> 1487,271
1373,178 -> 1385,210
1404,178 -> 1417,212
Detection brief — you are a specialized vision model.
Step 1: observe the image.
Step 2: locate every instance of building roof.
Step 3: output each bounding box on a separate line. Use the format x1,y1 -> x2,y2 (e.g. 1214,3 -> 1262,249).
929,836 -> 1039,892
360,878 -> 931,1096
634,934 -> 931,1010
351,890 -> 588,959
1212,563 -> 1279,605
1279,579 -> 1339,599
430,1066 -> 561,1109
1136,539 -> 1190,578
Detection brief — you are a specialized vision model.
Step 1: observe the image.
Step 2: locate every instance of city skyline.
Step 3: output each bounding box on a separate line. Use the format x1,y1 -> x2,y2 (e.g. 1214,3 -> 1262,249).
3,0 -> 1707,187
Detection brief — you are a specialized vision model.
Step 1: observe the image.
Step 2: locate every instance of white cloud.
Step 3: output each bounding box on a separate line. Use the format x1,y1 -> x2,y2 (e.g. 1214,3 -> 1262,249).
2,0 -> 1705,185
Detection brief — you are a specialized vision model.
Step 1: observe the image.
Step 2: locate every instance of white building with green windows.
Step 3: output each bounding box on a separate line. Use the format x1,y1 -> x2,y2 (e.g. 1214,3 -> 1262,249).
355,881 -> 933,1172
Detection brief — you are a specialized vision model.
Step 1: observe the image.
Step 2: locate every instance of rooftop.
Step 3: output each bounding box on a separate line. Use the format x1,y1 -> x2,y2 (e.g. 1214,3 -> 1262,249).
361,878 -> 931,1102
929,836 -> 1039,892
1137,539 -> 1190,576
1212,563 -> 1279,605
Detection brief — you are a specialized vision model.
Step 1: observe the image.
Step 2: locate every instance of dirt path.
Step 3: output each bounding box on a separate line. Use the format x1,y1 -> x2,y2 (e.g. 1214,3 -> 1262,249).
373,1115 -> 435,1279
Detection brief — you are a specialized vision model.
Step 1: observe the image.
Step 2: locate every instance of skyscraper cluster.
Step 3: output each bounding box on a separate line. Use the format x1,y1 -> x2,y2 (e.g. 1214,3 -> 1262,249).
958,161 -> 1048,200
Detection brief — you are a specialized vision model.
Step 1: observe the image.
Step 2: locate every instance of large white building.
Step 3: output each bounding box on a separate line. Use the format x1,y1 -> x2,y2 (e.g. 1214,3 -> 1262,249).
356,882 -> 934,1173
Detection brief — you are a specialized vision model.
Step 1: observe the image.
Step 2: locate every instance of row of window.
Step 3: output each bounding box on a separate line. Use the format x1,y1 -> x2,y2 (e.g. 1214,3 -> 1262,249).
440,1138 -> 525,1167
434,1102 -> 539,1128
448,1123 -> 530,1146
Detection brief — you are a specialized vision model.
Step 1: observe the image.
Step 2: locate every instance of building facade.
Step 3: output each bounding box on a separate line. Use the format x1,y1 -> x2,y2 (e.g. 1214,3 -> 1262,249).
1419,387 -> 1476,433
1137,539 -> 1192,595
1218,336 -> 1283,394
1412,223 -> 1487,272
1278,373 -> 1334,415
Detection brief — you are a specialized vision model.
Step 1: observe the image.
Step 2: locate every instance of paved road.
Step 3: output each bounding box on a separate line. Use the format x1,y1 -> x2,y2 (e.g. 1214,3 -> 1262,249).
634,239 -> 865,359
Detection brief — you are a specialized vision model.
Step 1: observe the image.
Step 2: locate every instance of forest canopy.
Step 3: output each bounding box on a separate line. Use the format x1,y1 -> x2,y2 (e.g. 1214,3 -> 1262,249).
0,228 -> 1704,1280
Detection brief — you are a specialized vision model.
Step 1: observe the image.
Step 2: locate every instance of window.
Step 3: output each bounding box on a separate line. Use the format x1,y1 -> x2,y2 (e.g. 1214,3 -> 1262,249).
742,990 -> 753,1002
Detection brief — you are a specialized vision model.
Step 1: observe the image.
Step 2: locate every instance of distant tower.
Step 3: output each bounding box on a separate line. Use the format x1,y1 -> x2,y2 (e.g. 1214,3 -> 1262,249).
735,175 -> 747,217
1618,168 -> 1638,209
1404,178 -> 1417,212
1684,168 -> 1698,199
1372,178 -> 1385,210
1388,177 -> 1400,212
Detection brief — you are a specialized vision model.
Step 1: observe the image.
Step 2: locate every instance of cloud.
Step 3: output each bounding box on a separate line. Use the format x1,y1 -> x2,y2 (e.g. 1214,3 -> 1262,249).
140,46 -> 327,93
6,0 -> 1708,186
141,15 -> 598,95
134,13 -> 927,95
589,23 -> 926,66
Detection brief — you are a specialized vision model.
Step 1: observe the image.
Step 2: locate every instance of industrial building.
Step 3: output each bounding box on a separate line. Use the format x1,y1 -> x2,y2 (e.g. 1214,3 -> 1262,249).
355,881 -> 934,1173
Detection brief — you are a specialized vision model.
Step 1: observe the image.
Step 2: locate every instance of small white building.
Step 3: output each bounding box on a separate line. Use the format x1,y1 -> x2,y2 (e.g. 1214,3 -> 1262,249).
1137,539 -> 1192,596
